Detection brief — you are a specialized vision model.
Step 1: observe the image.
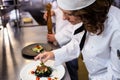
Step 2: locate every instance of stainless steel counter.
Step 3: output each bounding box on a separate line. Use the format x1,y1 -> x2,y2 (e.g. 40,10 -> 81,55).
0,11 -> 71,80
0,23 -> 71,80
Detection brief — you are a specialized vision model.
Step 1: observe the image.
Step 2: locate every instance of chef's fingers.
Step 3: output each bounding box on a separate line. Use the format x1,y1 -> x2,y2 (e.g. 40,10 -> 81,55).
34,53 -> 44,61
43,11 -> 55,21
43,11 -> 48,20
41,52 -> 55,62
41,54 -> 50,62
51,10 -> 55,16
34,52 -> 55,63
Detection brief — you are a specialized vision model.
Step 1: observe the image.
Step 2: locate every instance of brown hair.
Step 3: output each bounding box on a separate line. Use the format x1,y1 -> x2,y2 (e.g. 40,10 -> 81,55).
71,0 -> 113,35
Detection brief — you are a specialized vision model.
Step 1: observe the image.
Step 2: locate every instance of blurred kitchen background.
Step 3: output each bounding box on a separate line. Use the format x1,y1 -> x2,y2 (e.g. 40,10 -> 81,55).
0,0 -> 49,27
0,0 -> 120,27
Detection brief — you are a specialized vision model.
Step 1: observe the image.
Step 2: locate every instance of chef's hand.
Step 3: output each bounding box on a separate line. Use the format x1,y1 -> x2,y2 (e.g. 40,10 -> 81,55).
47,33 -> 56,42
43,10 -> 55,20
34,51 -> 55,63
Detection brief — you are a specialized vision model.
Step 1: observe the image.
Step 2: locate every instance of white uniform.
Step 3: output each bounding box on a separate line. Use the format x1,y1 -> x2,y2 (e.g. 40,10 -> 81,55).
52,6 -> 120,80
55,23 -> 74,47
53,8 -> 70,33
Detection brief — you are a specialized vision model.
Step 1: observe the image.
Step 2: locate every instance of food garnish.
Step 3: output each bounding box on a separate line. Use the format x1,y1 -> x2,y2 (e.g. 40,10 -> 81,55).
48,77 -> 51,80
36,77 -> 40,80
32,45 -> 44,53
31,71 -> 35,74
30,62 -> 59,80
52,77 -> 58,80
31,62 -> 52,78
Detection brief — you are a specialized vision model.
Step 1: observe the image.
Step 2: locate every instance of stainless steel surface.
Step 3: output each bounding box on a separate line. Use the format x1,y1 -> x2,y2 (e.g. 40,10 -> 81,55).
20,12 -> 39,27
0,24 -> 71,80
0,12 -> 71,80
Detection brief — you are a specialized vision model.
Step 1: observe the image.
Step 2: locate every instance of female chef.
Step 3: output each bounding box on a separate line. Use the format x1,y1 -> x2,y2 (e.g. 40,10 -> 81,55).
35,0 -> 120,79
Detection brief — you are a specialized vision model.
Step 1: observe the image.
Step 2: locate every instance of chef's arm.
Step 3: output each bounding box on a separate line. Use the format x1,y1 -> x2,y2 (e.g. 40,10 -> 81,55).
52,37 -> 81,66
43,10 -> 55,21
55,25 -> 73,47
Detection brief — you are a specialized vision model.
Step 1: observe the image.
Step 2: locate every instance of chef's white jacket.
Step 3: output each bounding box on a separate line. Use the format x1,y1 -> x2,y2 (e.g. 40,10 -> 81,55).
52,6 -> 120,80
52,8 -> 70,33
55,23 -> 74,47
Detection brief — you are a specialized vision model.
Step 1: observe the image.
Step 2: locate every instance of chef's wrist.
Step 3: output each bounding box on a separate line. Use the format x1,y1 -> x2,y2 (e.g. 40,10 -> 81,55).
50,51 -> 55,60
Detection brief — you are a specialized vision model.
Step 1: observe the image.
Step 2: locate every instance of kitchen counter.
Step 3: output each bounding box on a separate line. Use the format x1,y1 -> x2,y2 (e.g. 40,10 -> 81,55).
0,12 -> 71,80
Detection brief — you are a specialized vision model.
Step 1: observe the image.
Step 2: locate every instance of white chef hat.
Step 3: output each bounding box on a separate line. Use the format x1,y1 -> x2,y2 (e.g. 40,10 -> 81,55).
57,0 -> 96,10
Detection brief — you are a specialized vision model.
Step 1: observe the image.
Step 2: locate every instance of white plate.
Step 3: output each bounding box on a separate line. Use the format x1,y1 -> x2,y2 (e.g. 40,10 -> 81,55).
20,60 -> 65,80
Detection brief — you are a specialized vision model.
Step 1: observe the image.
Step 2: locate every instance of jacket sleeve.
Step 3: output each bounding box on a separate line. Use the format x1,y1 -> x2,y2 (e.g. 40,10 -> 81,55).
52,31 -> 85,66
55,24 -> 73,47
